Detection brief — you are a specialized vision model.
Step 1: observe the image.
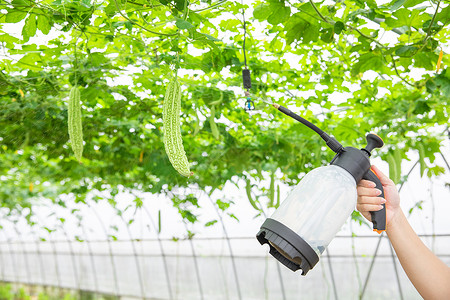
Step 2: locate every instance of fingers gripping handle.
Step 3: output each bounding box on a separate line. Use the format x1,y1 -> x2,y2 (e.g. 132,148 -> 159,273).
363,169 -> 386,233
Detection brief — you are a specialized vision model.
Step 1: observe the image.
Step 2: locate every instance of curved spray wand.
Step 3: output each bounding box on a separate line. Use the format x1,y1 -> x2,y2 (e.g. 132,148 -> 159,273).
256,104 -> 386,275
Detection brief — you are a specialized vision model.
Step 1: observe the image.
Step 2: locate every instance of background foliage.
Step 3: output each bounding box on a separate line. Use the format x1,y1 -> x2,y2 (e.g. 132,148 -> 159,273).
0,0 -> 449,226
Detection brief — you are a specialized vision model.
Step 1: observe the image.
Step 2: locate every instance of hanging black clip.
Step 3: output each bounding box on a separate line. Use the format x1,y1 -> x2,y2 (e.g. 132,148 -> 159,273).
242,69 -> 254,111
242,69 -> 251,90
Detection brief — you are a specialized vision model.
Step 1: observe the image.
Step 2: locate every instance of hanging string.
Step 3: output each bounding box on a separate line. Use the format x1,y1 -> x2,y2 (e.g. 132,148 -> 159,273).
241,1 -> 254,111
242,1 -> 247,70
74,40 -> 78,85
73,33 -> 82,86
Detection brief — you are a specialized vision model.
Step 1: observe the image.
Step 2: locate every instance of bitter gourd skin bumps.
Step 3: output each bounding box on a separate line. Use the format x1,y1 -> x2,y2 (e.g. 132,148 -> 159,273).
68,86 -> 83,161
163,77 -> 192,177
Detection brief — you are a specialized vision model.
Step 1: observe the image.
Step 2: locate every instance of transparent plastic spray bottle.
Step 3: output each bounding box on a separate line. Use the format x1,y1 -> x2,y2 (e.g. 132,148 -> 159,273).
256,104 -> 385,275
270,165 -> 357,256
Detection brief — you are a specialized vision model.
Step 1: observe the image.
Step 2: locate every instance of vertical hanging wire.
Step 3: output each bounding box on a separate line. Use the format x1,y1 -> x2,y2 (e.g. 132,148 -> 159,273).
242,178 -> 286,300
172,188 -> 204,300
263,254 -> 269,300
350,221 -> 363,293
0,221 -> 18,284
275,263 -> 286,300
205,195 -> 242,300
241,0 -> 247,70
359,233 -> 383,300
74,35 -> 79,86
89,203 -> 120,298
325,249 -> 339,300
240,0 -> 255,111
141,204 -> 173,300
117,212 -> 146,299
389,241 -> 404,300
12,220 -> 32,285
0,224 -> 4,281
320,256 -> 331,299
55,218 -> 81,294
33,211 -> 62,290
78,214 -> 100,297
184,222 -> 204,300
430,179 -> 436,252
30,226 -> 47,288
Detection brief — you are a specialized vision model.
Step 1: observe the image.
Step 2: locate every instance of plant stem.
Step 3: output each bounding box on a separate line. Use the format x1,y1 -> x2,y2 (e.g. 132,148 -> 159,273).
112,0 -> 177,37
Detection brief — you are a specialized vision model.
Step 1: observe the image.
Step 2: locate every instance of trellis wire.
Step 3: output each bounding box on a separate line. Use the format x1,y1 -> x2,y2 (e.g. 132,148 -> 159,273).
0,235 -> 449,299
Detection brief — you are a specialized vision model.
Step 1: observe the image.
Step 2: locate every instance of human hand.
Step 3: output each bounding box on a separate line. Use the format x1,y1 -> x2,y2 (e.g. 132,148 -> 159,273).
357,165 -> 401,227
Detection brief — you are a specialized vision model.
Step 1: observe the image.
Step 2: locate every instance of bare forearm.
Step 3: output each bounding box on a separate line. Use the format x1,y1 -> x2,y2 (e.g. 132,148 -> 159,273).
387,210 -> 450,299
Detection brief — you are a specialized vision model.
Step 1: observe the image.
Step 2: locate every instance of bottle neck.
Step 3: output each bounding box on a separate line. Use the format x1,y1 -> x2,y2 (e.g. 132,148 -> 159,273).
330,147 -> 371,182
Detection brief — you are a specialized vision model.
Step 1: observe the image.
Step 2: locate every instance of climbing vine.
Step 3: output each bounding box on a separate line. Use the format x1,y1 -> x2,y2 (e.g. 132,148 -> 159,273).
0,0 -> 449,225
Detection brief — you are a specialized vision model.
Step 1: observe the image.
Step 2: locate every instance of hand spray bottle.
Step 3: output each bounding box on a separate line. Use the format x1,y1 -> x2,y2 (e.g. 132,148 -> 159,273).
256,104 -> 385,275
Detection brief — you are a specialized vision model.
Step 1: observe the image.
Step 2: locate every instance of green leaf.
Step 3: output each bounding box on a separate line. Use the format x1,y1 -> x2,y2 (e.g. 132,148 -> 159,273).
395,45 -> 417,56
320,28 -> 334,43
37,15 -> 51,35
205,220 -> 217,227
201,33 -> 220,42
334,21 -> 345,34
16,53 -> 42,71
436,5 -> 450,24
389,0 -> 407,11
386,8 -> 425,28
253,4 -> 271,21
22,14 -> 37,42
351,52 -> 384,76
414,52 -> 438,70
408,200 -> 423,215
175,19 -> 194,30
219,19 -> 242,32
303,24 -> 320,43
0,33 -> 20,48
388,0 -> 424,11
5,11 -> 28,23
267,4 -> 290,25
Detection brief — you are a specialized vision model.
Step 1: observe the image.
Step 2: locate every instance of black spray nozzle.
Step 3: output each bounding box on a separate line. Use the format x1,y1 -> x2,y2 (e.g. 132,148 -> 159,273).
274,104 -> 343,153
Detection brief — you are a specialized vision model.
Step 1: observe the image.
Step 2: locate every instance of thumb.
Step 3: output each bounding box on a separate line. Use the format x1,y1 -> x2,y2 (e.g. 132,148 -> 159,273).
371,165 -> 392,186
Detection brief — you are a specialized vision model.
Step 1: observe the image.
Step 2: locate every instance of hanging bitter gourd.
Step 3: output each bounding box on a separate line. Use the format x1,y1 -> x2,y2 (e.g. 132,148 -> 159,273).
210,105 -> 220,140
387,153 -> 398,184
268,172 -> 275,207
246,179 -> 259,211
163,76 -> 192,177
418,143 -> 426,177
68,86 -> 83,161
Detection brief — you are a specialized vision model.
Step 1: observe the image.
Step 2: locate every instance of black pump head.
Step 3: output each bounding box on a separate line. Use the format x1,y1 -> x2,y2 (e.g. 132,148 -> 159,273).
331,133 -> 384,182
363,133 -> 384,155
